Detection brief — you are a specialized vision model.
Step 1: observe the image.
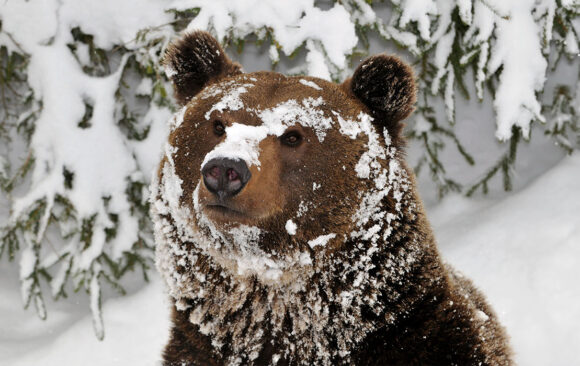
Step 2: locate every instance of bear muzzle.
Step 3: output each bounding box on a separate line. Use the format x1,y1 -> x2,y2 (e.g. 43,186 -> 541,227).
201,157 -> 252,200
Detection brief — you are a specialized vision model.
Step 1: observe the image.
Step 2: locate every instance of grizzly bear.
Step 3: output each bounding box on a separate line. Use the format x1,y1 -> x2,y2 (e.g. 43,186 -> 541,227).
151,31 -> 512,366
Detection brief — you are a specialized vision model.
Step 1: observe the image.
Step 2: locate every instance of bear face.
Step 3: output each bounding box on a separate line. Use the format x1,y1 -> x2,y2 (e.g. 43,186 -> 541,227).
152,31 -> 511,366
167,76 -> 403,257
172,74 -> 369,232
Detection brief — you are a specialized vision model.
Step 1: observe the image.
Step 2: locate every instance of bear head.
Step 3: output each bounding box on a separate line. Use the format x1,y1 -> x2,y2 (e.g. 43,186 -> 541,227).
152,31 -> 420,364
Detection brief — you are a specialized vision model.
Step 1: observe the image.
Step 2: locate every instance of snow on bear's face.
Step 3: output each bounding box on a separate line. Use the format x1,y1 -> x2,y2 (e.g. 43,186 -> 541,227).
152,31 -> 416,284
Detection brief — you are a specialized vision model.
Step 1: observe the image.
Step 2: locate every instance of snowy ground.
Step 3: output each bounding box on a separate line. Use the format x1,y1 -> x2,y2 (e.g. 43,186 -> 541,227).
1,152 -> 579,365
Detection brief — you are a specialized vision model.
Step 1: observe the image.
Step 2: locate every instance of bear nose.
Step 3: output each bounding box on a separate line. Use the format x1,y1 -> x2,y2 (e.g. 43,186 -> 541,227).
201,158 -> 251,199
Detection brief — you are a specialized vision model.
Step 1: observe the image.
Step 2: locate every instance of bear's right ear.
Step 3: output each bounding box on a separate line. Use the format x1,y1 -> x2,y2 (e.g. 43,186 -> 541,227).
343,54 -> 416,137
163,31 -> 242,105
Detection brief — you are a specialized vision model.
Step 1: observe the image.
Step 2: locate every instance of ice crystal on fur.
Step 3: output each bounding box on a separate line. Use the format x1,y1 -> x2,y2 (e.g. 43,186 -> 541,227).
307,234 -> 336,248
204,82 -> 255,120
299,79 -> 322,90
258,97 -> 333,142
202,123 -> 269,168
285,220 -> 297,236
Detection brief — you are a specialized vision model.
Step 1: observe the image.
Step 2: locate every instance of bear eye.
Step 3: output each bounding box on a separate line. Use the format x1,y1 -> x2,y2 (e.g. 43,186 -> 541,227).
213,120 -> 225,136
281,131 -> 303,147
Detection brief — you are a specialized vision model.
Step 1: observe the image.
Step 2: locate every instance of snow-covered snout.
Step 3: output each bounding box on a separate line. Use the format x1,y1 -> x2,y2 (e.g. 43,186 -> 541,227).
195,117 -> 301,227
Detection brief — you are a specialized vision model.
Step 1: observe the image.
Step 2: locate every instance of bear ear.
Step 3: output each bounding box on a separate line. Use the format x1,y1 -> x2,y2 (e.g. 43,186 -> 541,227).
345,54 -> 417,127
163,31 -> 242,105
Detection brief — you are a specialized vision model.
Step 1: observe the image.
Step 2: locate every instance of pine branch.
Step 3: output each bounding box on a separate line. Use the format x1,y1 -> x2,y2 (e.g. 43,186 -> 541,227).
466,127 -> 521,197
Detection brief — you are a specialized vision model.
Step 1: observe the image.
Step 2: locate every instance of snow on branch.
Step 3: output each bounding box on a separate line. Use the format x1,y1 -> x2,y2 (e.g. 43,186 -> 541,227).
486,0 -> 548,141
393,0 -> 557,140
169,0 -> 359,80
0,0 -> 174,336
391,0 -> 579,194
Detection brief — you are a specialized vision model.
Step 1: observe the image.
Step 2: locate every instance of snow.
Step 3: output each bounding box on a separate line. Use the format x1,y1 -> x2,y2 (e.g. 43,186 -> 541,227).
0,0 -> 173,328
431,28 -> 455,95
299,79 -> 322,90
307,234 -> 336,249
444,65 -> 455,123
268,44 -> 280,63
170,0 -> 358,80
564,30 -> 580,55
0,0 -> 169,52
475,309 -> 490,322
456,0 -> 472,25
349,112 -> 387,179
487,0 -> 547,140
398,0 -> 561,140
384,25 -> 420,55
201,123 -> 269,169
305,40 -> 331,80
135,78 -> 154,96
398,0 -> 437,41
258,97 -> 333,142
475,42 -> 489,100
3,152 -> 579,365
0,264 -> 170,366
430,152 -> 580,366
204,84 -> 255,120
413,114 -> 432,134
285,220 -> 297,235
89,269 -> 104,340
18,246 -> 37,286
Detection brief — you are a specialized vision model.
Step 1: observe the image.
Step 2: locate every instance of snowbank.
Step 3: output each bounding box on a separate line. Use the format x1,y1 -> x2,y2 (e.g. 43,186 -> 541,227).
0,266 -> 170,366
431,152 -> 580,366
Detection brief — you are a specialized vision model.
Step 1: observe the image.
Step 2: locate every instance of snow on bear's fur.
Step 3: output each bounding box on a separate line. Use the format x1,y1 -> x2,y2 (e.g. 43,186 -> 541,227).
151,31 -> 512,366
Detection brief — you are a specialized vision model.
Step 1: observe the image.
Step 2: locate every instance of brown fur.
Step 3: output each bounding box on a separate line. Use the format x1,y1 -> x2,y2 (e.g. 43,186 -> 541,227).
164,31 -> 243,105
152,31 -> 513,366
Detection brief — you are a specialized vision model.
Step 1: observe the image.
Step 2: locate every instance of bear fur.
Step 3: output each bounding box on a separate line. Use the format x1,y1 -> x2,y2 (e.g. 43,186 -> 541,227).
151,31 -> 513,366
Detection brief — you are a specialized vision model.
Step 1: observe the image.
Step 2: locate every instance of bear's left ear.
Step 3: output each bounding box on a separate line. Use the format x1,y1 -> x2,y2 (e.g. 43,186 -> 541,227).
163,31 -> 243,105
343,54 -> 416,129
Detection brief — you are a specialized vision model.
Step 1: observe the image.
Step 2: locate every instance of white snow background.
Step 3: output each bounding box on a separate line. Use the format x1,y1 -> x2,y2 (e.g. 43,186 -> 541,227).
1,0 -> 579,365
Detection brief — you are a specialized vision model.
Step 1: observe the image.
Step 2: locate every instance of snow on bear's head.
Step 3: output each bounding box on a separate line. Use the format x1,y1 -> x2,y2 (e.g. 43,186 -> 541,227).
152,31 -> 417,287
